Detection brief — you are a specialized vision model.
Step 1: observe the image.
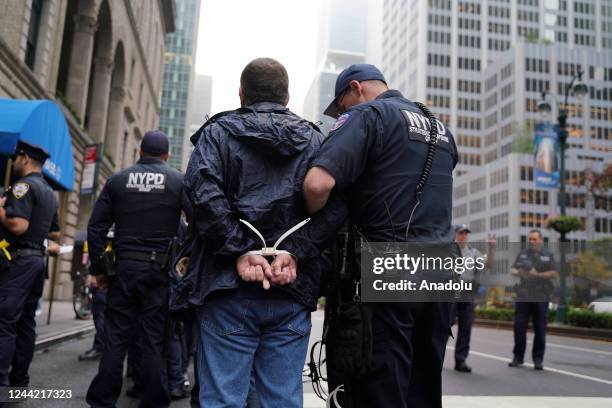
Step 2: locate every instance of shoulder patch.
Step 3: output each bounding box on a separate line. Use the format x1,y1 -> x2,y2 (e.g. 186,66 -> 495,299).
330,112 -> 352,132
12,182 -> 30,199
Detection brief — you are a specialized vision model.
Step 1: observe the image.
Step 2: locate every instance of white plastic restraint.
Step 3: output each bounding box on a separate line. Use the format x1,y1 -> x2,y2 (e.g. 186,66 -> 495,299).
238,218 -> 311,261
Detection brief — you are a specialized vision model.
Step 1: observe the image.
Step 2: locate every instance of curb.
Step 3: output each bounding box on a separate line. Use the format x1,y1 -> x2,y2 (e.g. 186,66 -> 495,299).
475,319 -> 612,342
35,324 -> 95,351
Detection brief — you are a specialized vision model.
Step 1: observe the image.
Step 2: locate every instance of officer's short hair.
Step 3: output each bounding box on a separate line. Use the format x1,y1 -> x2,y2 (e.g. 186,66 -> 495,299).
240,58 -> 289,106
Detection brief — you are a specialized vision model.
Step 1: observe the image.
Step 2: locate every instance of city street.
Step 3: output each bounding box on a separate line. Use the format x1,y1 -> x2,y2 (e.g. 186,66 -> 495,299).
20,310 -> 612,407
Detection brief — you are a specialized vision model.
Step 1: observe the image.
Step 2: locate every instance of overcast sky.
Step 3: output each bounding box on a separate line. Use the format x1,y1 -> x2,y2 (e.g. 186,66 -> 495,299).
195,0 -> 323,116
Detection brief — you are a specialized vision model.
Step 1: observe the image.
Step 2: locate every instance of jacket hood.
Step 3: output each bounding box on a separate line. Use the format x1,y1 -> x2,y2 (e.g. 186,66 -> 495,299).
215,102 -> 317,157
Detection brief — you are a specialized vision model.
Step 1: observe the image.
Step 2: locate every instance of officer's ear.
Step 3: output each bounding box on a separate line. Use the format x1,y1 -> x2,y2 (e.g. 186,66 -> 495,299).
349,80 -> 362,93
160,153 -> 170,162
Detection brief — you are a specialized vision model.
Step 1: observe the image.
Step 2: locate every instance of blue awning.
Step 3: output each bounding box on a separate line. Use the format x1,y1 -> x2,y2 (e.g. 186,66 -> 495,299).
0,99 -> 74,191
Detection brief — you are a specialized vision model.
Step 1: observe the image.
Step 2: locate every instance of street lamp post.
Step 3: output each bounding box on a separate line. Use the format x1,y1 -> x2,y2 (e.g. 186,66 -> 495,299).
537,71 -> 588,324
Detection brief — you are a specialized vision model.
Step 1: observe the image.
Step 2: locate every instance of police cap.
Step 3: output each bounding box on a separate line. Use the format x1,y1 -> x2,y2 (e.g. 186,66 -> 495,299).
454,224 -> 471,233
12,140 -> 50,163
141,130 -> 170,155
324,64 -> 387,118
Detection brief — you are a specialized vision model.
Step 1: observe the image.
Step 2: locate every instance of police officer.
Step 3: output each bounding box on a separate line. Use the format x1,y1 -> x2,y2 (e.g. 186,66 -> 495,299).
452,224 -> 496,373
86,131 -> 189,408
304,64 -> 458,408
509,229 -> 558,370
0,141 -> 60,387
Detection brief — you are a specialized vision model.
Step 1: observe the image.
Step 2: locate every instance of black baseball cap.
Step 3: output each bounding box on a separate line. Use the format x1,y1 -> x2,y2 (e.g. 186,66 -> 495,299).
12,140 -> 50,163
141,130 -> 170,155
455,224 -> 471,233
324,64 -> 387,118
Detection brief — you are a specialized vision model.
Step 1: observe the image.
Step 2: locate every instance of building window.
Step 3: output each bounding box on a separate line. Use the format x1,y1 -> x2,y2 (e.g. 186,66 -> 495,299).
25,0 -> 44,69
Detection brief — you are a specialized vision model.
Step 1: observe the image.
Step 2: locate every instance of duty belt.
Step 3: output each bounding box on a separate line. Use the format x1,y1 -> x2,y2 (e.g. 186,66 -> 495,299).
116,251 -> 168,266
11,248 -> 45,258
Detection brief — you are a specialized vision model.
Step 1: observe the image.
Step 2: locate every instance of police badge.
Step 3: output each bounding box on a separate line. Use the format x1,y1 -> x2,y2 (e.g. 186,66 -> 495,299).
12,183 -> 30,200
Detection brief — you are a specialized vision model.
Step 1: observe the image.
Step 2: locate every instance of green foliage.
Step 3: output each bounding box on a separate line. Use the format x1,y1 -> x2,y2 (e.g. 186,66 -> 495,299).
547,215 -> 583,234
590,238 -> 612,266
568,309 -> 612,330
570,251 -> 610,280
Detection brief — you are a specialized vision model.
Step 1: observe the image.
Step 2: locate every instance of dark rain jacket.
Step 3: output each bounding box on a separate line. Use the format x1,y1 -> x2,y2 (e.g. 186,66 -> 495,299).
182,102 -> 346,310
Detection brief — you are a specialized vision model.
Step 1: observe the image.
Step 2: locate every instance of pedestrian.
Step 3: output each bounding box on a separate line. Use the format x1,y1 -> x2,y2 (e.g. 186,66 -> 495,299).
184,57 -> 340,408
509,229 -> 558,370
85,130 -> 190,408
451,224 -> 496,373
0,140 -> 60,387
303,64 -> 458,408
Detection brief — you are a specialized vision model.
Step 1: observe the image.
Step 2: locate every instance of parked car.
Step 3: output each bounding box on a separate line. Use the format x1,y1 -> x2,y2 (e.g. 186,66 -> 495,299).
587,297 -> 612,313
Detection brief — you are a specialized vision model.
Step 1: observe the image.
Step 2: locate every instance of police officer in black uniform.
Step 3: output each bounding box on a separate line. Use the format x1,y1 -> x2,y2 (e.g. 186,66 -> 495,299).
304,64 -> 458,408
86,131 -> 190,408
509,229 -> 558,370
0,141 -> 60,387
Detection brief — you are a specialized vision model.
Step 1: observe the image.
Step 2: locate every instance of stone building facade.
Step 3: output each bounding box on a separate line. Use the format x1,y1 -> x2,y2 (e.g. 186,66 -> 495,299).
0,0 -> 175,300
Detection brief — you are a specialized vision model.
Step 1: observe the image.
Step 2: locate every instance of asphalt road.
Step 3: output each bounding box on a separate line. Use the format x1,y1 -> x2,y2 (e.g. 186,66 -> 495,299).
16,310 -> 612,407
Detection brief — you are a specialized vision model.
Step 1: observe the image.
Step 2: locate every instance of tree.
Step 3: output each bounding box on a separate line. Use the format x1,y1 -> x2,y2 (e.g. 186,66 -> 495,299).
570,251 -> 609,281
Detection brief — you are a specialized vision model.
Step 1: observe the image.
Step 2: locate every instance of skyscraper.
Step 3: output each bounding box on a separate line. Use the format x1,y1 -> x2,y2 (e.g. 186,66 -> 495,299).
159,0 -> 201,171
303,0 -> 368,132
381,0 -> 612,249
382,0 -> 612,175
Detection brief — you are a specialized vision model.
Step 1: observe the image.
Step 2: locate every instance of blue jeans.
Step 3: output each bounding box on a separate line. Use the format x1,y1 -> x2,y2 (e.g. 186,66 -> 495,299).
197,288 -> 311,408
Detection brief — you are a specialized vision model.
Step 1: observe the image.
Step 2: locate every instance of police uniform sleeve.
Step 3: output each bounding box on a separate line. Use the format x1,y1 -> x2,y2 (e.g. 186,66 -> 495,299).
311,109 -> 377,190
50,210 -> 60,233
184,126 -> 257,256
4,181 -> 34,220
87,178 -> 114,262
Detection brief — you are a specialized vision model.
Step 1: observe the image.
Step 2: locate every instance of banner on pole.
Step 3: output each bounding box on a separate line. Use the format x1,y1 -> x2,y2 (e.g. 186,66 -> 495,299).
533,121 -> 559,189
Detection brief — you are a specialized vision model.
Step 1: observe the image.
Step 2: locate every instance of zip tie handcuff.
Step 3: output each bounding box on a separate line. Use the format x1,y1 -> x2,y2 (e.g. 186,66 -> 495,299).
238,218 -> 311,262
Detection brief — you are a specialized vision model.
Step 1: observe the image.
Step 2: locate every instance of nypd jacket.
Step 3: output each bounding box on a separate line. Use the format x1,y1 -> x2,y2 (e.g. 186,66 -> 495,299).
183,102 -> 346,309
87,157 -> 190,263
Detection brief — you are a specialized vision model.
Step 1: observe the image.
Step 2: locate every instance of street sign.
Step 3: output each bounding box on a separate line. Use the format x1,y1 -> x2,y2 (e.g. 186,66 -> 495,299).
80,144 -> 100,195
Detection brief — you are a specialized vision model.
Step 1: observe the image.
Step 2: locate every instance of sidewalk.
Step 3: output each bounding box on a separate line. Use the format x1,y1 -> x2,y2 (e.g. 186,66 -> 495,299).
35,300 -> 94,348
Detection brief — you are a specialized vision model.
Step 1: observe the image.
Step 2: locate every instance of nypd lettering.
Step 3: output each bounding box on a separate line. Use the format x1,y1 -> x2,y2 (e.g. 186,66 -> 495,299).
400,109 -> 450,149
12,182 -> 30,199
126,172 -> 166,193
